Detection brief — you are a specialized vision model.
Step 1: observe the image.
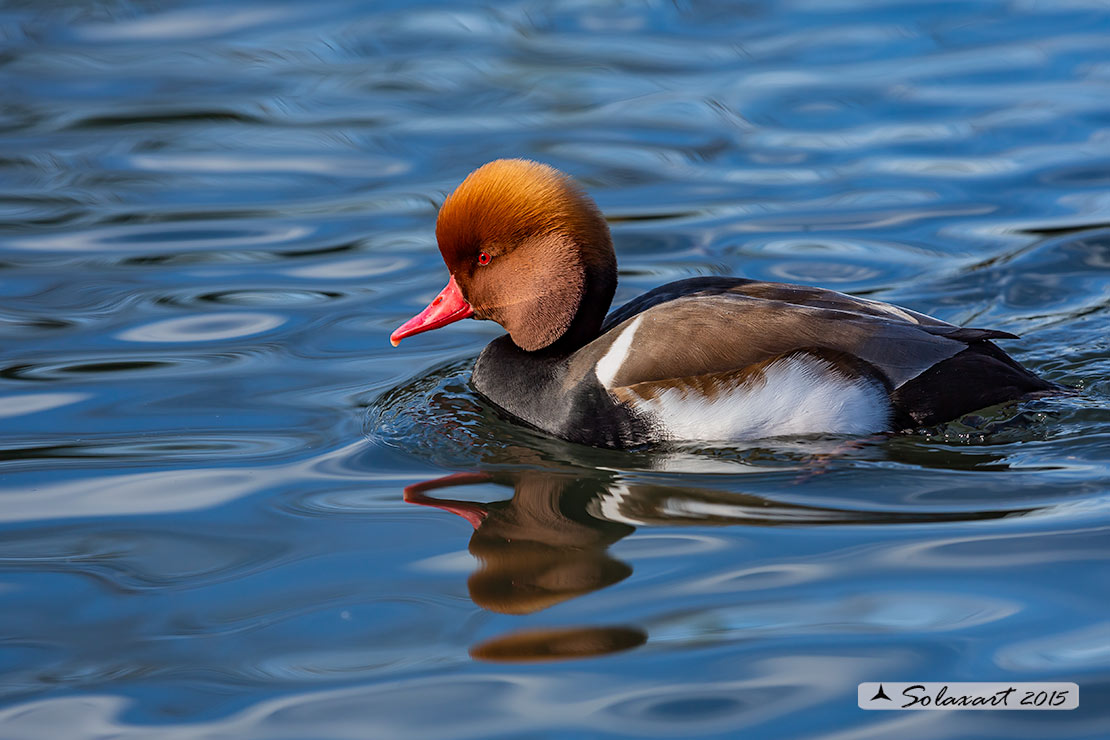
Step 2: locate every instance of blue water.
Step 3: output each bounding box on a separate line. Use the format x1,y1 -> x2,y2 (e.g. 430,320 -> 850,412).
2,1 -> 1110,738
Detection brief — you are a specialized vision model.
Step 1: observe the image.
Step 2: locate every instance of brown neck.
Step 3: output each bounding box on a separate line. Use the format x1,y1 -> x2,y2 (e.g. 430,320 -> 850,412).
542,255 -> 617,355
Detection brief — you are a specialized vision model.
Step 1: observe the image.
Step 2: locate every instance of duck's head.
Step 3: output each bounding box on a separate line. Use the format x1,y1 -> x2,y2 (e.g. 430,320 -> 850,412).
390,159 -> 616,352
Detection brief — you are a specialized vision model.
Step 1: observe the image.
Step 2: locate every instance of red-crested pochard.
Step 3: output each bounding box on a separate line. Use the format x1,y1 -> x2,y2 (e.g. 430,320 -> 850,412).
391,159 -> 1057,448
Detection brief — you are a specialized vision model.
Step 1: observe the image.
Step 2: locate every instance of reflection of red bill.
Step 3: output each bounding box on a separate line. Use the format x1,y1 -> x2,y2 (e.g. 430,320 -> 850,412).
403,472 -> 492,529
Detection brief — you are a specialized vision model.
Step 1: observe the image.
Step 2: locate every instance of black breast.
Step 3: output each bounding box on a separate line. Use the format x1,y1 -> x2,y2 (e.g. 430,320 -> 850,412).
471,335 -> 650,448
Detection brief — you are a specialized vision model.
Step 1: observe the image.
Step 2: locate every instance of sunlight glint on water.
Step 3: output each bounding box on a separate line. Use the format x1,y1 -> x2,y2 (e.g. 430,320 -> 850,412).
0,1 -> 1108,738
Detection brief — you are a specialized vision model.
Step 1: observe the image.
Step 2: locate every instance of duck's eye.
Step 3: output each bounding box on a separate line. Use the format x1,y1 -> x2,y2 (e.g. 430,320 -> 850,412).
477,251 -> 491,266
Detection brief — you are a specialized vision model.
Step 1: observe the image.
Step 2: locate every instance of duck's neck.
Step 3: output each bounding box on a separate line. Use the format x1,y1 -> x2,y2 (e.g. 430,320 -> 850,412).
543,258 -> 617,356
470,254 -> 623,443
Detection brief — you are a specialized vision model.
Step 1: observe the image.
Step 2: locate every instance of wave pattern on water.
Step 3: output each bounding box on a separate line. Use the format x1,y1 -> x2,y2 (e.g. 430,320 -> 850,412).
1,1 -> 1109,739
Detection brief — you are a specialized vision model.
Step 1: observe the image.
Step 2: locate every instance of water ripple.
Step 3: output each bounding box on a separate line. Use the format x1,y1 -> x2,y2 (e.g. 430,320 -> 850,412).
4,221 -> 314,255
0,469 -> 266,523
0,391 -> 89,418
2,1 -> 1109,738
117,312 -> 285,343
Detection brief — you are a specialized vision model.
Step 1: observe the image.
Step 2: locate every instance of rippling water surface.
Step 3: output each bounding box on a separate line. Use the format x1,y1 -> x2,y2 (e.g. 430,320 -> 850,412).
2,1 -> 1109,738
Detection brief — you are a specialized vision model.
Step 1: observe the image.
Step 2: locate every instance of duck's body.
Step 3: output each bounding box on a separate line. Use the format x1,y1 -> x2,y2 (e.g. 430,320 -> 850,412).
473,276 -> 1052,447
392,160 -> 1056,449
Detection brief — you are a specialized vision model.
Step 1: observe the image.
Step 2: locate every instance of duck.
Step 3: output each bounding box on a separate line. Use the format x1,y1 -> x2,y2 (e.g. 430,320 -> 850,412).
390,159 -> 1057,449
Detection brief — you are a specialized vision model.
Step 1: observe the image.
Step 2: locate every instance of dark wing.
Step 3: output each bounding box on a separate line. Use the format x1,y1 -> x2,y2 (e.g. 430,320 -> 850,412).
593,278 -> 1017,390
890,342 -> 1058,427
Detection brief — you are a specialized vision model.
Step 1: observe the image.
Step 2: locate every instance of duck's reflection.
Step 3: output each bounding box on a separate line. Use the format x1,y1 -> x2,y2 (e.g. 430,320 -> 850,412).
405,469 -> 1031,662
469,625 -> 648,663
405,472 -> 633,615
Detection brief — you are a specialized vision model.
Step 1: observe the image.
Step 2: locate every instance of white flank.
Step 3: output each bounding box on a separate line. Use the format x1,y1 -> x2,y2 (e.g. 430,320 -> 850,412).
595,314 -> 644,388
630,355 -> 890,442
591,483 -> 790,526
592,483 -> 643,526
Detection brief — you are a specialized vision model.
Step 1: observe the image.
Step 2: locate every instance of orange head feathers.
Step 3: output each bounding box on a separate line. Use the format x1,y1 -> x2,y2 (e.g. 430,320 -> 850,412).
435,159 -> 609,271
393,159 -> 617,352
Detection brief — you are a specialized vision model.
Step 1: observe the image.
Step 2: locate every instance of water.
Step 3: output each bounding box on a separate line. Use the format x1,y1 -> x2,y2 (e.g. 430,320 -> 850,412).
2,1 -> 1109,737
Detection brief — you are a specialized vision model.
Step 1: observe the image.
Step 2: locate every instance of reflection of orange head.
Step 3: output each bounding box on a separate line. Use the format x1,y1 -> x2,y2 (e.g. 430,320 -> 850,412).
464,472 -> 633,614
467,541 -> 632,615
405,471 -> 634,615
469,625 -> 646,663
